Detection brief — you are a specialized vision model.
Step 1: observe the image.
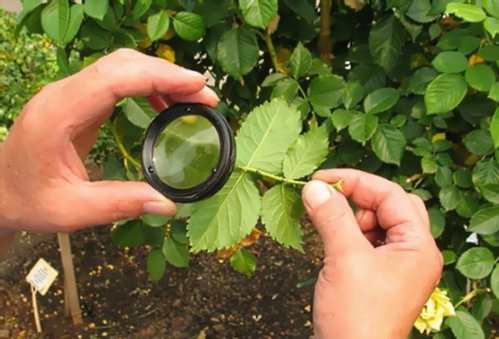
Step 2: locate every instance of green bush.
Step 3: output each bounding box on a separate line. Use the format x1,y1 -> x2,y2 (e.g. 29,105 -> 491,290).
0,9 -> 58,131
18,0 -> 499,337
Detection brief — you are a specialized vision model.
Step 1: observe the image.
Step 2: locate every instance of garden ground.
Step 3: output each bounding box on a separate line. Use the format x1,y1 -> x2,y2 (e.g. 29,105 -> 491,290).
0,222 -> 323,338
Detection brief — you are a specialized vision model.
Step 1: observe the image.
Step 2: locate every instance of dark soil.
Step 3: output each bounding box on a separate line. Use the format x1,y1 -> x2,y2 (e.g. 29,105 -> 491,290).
0,223 -> 324,339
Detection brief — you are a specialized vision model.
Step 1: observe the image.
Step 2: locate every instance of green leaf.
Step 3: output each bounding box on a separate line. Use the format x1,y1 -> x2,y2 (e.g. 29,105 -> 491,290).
230,248 -> 256,277
122,97 -> 155,129
472,159 -> 499,203
421,157 -> 438,174
147,248 -> 166,282
446,3 -> 487,22
491,265 -> 499,299
491,108 -> 499,148
468,207 -> 499,235
371,124 -> 406,165
363,87 -> 400,114
331,109 -> 356,131
484,17 -> 499,38
369,16 -> 406,72
447,310 -> 485,339
217,27 -> 259,80
478,45 -> 499,61
456,247 -> 495,279
484,0 -> 499,18
188,171 -> 261,252
80,21 -> 112,50
463,129 -> 494,156
147,10 -> 170,42
443,250 -> 457,265
453,169 -> 473,188
262,73 -> 288,87
239,0 -> 277,29
429,206 -> 445,239
289,43 -> 312,79
406,0 -> 436,23
465,65 -> 496,92
282,0 -> 317,24
141,214 -> 170,227
132,0 -> 152,20
271,78 -> 299,100
425,74 -> 468,114
489,82 -> 499,102
343,81 -> 365,110
173,12 -> 205,41
63,4 -> 84,44
41,0 -> 70,45
84,0 -> 108,20
348,113 -> 379,144
261,185 -> 304,251
408,67 -> 438,95
432,51 -> 468,73
111,220 -> 145,247
236,99 -> 302,174
308,75 -> 346,117
163,237 -> 189,268
439,186 -> 461,211
283,125 -> 329,179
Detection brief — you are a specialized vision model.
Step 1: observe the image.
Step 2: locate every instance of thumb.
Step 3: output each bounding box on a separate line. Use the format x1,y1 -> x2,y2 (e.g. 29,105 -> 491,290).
302,180 -> 370,256
76,181 -> 176,226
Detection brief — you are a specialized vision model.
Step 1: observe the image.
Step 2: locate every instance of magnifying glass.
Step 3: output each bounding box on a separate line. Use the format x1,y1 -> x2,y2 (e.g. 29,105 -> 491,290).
142,104 -> 236,203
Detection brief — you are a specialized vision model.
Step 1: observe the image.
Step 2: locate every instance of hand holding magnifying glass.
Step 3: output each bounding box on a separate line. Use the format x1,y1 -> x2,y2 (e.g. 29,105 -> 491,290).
0,49 -> 219,233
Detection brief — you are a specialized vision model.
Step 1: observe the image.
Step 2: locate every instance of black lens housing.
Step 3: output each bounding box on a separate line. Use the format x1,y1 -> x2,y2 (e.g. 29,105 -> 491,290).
142,104 -> 235,203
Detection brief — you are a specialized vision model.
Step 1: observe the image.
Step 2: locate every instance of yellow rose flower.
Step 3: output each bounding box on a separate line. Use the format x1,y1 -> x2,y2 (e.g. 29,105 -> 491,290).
156,44 -> 176,64
415,288 -> 455,335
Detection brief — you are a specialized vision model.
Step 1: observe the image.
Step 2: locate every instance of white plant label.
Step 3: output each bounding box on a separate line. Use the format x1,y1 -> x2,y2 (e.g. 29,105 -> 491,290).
26,258 -> 58,296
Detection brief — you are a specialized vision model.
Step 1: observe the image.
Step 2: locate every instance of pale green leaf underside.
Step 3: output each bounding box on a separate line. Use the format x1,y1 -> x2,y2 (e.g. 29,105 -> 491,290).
261,184 -> 304,251
188,171 -> 261,252
236,98 -> 302,174
283,125 -> 329,179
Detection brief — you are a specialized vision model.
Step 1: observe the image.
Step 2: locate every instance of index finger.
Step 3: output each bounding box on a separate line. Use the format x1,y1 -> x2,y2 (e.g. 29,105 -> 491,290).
26,49 -> 218,128
313,169 -> 423,231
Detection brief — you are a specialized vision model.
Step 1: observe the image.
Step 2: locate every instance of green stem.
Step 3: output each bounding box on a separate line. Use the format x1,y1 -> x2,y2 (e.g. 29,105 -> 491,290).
238,165 -> 343,191
454,288 -> 490,308
110,122 -> 142,171
263,32 -> 281,73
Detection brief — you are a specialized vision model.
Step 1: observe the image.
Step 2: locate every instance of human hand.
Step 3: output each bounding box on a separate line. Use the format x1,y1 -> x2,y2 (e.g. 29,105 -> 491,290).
302,169 -> 443,339
0,49 -> 218,233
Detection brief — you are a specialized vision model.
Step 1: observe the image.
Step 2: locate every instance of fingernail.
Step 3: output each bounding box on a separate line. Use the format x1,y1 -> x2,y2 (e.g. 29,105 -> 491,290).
143,201 -> 175,216
303,180 -> 333,210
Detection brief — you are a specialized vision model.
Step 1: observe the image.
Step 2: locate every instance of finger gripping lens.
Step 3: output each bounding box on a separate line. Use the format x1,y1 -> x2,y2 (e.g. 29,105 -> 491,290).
142,104 -> 235,202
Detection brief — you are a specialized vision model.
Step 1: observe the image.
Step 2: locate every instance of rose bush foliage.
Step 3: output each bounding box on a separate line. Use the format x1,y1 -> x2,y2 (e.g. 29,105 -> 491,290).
15,0 -> 499,337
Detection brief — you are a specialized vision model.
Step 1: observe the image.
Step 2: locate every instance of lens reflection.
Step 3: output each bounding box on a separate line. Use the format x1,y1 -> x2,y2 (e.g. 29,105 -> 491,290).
153,115 -> 220,189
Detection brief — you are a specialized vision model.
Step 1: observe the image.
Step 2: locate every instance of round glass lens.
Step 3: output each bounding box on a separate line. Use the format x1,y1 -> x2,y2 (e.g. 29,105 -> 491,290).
152,115 -> 221,190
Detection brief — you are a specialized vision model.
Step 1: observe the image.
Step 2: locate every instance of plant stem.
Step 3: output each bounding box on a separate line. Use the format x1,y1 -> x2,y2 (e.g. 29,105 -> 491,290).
454,288 -> 490,308
110,122 -> 142,171
318,0 -> 333,64
263,31 -> 282,73
238,165 -> 343,191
